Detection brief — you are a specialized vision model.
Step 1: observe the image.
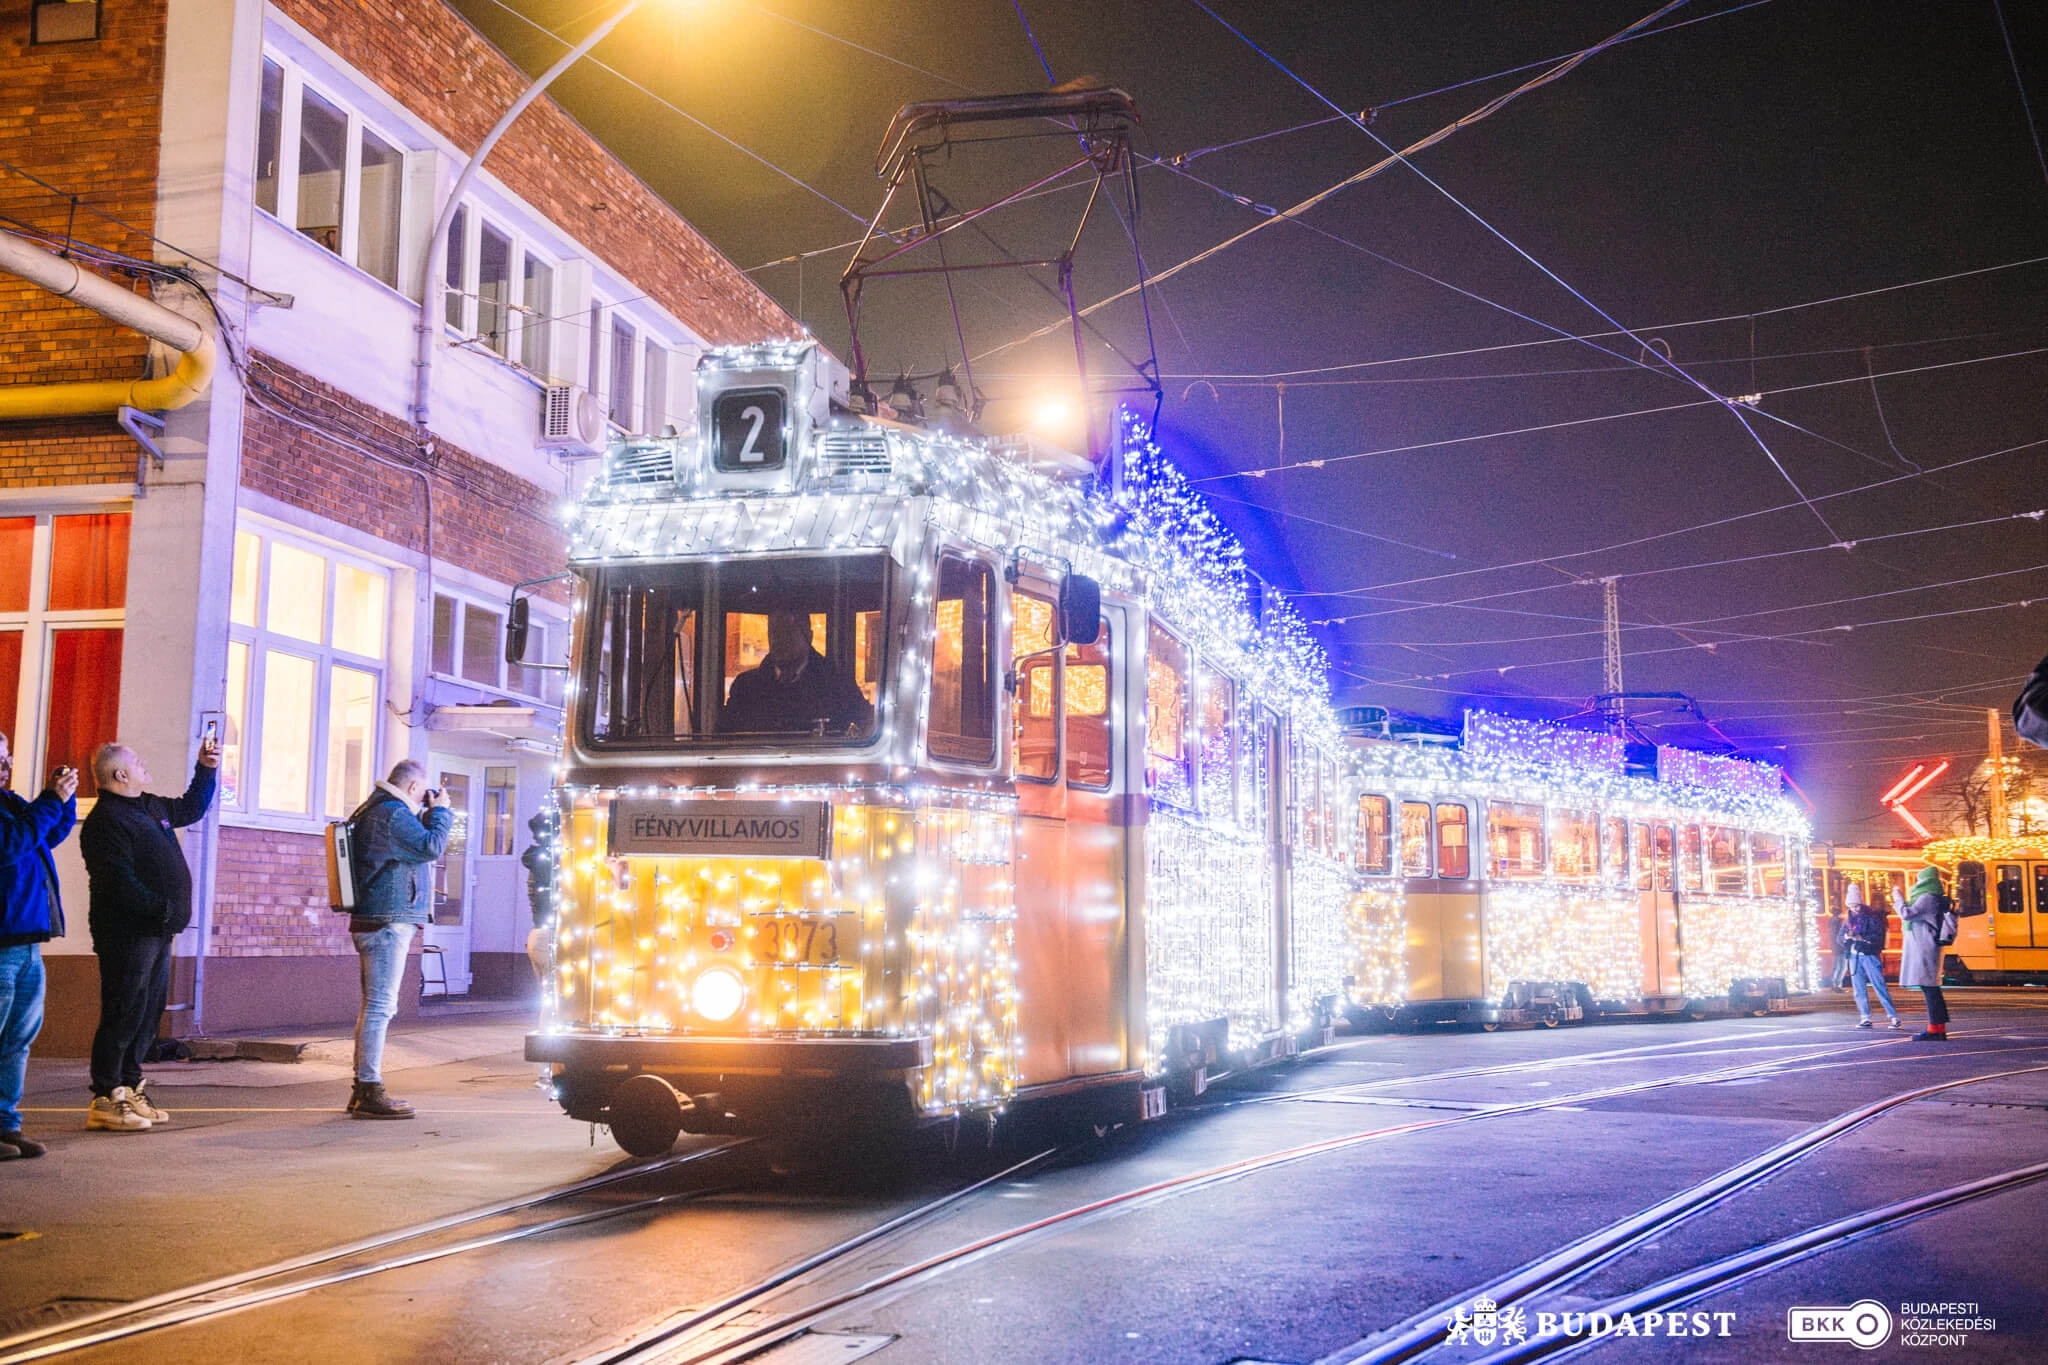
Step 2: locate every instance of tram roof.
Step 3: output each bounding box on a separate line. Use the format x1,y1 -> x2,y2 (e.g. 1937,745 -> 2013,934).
568,343 -> 1340,745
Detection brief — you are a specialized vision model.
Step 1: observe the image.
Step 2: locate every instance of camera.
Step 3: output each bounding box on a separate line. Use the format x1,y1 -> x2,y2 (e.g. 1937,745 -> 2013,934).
423,788 -> 441,803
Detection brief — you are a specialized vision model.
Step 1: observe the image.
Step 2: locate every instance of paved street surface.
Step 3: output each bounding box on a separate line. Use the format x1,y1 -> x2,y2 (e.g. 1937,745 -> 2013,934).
4,991 -> 2046,1364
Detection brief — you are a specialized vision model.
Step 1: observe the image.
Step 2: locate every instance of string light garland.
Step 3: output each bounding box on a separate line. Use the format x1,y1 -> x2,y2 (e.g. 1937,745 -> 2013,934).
540,346 -> 1821,1130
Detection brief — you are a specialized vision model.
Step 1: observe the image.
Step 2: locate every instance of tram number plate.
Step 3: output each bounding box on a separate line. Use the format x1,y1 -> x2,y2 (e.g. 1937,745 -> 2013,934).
765,917 -> 848,965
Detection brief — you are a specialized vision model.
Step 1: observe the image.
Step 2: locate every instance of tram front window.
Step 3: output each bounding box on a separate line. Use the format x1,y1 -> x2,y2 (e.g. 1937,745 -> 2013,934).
586,555 -> 886,747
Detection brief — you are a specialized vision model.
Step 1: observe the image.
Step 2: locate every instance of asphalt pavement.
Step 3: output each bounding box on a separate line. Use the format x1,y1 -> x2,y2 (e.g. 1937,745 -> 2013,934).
3,991 -> 2045,1364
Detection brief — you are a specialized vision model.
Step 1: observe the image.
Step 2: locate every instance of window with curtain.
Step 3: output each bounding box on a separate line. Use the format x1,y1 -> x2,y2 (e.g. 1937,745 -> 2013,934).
0,512 -> 129,798
226,524 -> 387,820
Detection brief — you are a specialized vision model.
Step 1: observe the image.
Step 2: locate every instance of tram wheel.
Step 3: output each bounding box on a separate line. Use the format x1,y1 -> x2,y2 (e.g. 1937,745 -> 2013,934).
607,1074 -> 685,1158
1480,1021 -> 1501,1033
1538,1012 -> 1561,1029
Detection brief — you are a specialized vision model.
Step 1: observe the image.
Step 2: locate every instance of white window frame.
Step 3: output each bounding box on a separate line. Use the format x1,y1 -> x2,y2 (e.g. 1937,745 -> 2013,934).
430,586 -> 564,706
253,51 -> 409,291
442,207 -> 567,381
0,507 -> 129,799
224,523 -> 391,828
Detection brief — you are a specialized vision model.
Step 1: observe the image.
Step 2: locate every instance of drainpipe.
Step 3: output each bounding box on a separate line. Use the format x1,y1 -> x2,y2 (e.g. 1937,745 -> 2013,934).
0,226 -> 216,418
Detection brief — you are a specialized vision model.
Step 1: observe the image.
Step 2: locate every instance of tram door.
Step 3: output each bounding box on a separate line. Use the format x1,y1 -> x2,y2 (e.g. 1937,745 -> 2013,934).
1404,801 -> 1483,1001
1989,862 -> 2048,966
1634,823 -> 1682,998
1009,586 -> 1127,1085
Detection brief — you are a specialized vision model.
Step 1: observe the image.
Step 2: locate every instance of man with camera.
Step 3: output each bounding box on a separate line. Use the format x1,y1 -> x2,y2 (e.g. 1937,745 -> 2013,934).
342,759 -> 453,1119
78,737 -> 219,1132
0,739 -> 78,1159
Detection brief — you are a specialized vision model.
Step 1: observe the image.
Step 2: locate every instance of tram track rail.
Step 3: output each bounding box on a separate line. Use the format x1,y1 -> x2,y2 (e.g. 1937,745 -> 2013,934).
570,1035 -> 1928,1365
1468,1158 -> 2048,1364
0,1140 -> 751,1365
1334,1061 -> 2048,1365
5,1023 -> 2005,1364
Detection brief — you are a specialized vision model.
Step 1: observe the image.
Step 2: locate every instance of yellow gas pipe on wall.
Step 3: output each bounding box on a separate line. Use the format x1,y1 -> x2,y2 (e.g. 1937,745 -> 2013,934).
0,226 -> 215,419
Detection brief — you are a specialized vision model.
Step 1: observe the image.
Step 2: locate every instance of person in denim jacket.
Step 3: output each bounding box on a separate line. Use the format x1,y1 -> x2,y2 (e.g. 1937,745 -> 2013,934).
0,738 -> 77,1159
342,759 -> 452,1119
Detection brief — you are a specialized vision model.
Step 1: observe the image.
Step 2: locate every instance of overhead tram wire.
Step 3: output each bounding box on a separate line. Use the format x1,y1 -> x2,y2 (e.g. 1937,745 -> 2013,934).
1293,417 -> 2048,605
1992,0 -> 2048,198
1359,562 -> 2048,645
1184,0 -> 1854,542
1174,0 -> 1782,164
969,3 -> 1697,367
1364,594 -> 2048,687
1322,507 -> 2046,626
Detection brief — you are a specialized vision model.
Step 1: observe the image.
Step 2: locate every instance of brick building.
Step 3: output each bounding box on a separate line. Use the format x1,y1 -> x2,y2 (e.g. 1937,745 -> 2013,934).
2,0 -> 797,1048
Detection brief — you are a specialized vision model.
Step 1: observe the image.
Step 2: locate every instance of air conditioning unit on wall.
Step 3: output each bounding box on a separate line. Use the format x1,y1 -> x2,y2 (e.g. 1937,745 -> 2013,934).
539,384 -> 606,456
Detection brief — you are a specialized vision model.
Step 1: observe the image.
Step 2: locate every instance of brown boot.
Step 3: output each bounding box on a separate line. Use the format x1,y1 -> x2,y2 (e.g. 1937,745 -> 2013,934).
346,1081 -> 415,1120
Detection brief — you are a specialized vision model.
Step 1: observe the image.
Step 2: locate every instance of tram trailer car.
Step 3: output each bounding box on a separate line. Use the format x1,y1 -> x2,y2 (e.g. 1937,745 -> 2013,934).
1337,711 -> 1814,1031
1823,840 -> 2048,985
525,343 -> 1374,1156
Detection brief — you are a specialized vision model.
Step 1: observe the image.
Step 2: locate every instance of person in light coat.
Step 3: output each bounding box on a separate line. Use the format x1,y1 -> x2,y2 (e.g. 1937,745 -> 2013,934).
1895,866 -> 1949,1041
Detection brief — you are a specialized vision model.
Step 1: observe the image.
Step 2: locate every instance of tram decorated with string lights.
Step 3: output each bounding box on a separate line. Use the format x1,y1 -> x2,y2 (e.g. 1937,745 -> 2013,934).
521,342 -> 1819,1156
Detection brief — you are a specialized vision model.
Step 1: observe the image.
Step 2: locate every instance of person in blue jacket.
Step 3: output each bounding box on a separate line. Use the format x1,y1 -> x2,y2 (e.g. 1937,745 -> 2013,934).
341,759 -> 453,1119
0,735 -> 79,1159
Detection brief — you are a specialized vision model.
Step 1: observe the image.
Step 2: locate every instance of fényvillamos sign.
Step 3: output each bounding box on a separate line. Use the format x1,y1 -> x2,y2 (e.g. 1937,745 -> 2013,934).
608,799 -> 832,859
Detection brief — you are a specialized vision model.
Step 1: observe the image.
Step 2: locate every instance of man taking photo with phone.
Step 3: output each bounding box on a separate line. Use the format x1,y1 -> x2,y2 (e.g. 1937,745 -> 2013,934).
341,760 -> 453,1119
78,735 -> 219,1132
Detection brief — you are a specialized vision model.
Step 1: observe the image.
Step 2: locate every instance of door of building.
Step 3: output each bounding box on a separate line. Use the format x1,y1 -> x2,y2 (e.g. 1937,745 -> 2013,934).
423,756 -> 481,996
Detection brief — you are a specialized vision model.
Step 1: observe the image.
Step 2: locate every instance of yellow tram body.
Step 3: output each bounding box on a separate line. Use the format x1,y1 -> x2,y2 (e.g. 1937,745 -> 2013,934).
1824,838 -> 2048,983
525,344 -> 1819,1153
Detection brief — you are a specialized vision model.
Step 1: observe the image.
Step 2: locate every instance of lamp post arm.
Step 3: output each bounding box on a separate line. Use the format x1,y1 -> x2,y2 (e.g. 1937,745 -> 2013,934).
412,0 -> 649,431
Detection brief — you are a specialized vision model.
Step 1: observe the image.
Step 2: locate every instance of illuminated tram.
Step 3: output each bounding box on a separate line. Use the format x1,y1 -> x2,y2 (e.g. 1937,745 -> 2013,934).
1822,839 -> 2048,984
522,343 -> 1818,1156
1338,711 -> 1815,1029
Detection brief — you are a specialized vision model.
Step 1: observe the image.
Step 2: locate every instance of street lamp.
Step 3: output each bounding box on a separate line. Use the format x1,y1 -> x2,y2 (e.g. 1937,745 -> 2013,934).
410,0 -> 653,432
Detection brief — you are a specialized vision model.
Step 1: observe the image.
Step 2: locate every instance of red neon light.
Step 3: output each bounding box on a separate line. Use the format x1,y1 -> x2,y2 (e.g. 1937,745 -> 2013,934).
1880,759 -> 1948,842
1879,765 -> 1925,807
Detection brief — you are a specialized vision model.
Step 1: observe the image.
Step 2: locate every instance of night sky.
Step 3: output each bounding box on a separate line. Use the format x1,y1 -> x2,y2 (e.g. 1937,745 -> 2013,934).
449,0 -> 2048,839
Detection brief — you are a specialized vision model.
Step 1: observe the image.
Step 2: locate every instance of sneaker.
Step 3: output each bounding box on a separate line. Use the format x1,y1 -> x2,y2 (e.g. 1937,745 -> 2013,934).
128,1081 -> 170,1125
1913,1030 -> 1948,1042
346,1082 -> 415,1120
1855,1018 -> 1872,1028
1889,1018 -> 1904,1030
0,1131 -> 46,1158
87,1088 -> 152,1132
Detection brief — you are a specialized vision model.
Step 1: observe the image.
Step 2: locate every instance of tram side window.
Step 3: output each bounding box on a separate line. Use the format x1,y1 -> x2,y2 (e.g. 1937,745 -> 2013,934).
1011,590 -> 1058,782
930,555 -> 995,764
1550,808 -> 1597,883
1680,826 -> 1705,893
1400,800 -> 1433,877
1705,826 -> 1746,895
1197,663 -> 1237,822
1358,795 -> 1392,874
2035,865 -> 2048,917
1603,816 -> 1629,887
1751,833 -> 1786,896
1486,801 -> 1545,879
1065,619 -> 1112,790
1436,803 -> 1471,879
1996,864 -> 2024,914
1245,708 -> 1273,835
1319,756 -> 1341,858
1145,622 -> 1193,807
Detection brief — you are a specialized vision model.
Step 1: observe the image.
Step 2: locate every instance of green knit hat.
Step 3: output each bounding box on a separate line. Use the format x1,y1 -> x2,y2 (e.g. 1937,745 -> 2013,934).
1911,866 -> 1943,899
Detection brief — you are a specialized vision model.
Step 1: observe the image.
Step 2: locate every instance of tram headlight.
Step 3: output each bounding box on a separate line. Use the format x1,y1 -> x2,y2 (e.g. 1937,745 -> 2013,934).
691,966 -> 746,1023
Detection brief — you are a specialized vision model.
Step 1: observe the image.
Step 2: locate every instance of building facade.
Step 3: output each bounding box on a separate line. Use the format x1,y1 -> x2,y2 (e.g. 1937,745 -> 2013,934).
3,0 -> 797,1048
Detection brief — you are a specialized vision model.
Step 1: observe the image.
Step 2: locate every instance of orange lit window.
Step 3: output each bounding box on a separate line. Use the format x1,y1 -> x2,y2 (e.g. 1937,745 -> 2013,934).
1011,590 -> 1057,781
1065,619 -> 1111,790
1436,803 -> 1470,879
1145,622 -> 1190,805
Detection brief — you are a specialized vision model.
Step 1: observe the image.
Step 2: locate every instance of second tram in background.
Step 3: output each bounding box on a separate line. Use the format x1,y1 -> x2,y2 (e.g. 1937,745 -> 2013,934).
1821,838 -> 2048,984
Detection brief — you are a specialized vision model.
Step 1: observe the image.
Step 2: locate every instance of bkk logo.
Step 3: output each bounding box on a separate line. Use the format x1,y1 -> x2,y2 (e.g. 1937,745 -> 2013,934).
1444,1298 -> 1735,1348
1787,1301 -> 1893,1350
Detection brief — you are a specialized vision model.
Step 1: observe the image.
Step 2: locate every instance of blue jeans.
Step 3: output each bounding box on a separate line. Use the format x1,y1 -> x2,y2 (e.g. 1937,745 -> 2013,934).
0,944 -> 45,1132
352,924 -> 415,1084
1849,952 -> 1896,1021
